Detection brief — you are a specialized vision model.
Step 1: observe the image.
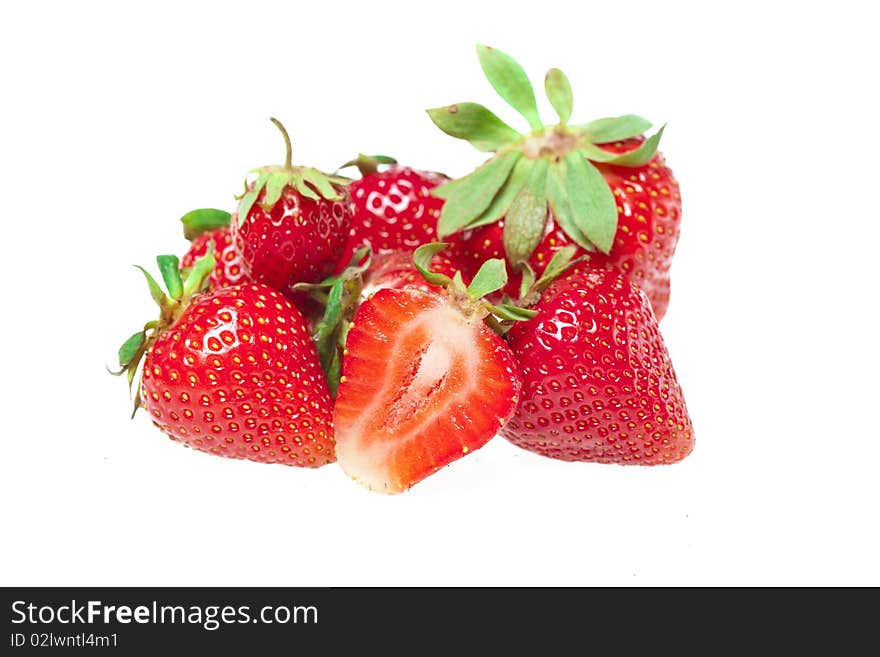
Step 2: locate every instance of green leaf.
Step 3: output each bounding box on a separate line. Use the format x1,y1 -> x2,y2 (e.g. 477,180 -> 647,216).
603,125 -> 666,167
518,263 -> 536,300
156,255 -> 183,300
466,155 -> 532,229
544,68 -> 573,125
426,103 -> 521,152
264,172 -> 288,208
578,142 -> 623,163
237,189 -> 260,227
339,153 -> 397,170
436,152 -> 521,237
413,243 -> 453,288
451,270 -> 469,297
135,265 -> 168,311
302,167 -> 344,201
180,208 -> 231,240
476,44 -> 543,131
325,348 -> 342,398
314,279 -> 344,374
182,250 -> 216,297
564,152 -> 619,254
488,303 -> 538,321
294,177 -> 321,201
466,258 -> 508,300
503,158 -> 549,265
546,162 -> 595,252
538,245 -> 579,285
117,331 -> 146,368
584,115 -> 652,143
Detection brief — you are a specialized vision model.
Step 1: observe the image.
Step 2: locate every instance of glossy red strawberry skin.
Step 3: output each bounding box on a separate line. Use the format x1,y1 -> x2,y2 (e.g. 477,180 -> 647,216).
337,166 -> 449,271
362,249 -> 463,296
501,264 -> 693,464
334,288 -> 521,493
233,186 -> 352,292
449,140 -> 682,318
181,227 -> 249,290
140,284 -> 335,467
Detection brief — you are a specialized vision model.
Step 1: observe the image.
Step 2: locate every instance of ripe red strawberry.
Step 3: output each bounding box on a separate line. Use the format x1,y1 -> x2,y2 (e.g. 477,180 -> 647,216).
336,156 -> 449,271
501,262 -> 693,464
113,253 -> 335,467
428,45 -> 682,319
334,248 -> 524,493
232,118 -> 353,293
179,209 -> 249,290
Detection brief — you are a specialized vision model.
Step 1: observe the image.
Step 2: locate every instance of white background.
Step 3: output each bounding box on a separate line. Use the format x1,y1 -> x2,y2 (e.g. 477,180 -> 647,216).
1,0 -> 878,586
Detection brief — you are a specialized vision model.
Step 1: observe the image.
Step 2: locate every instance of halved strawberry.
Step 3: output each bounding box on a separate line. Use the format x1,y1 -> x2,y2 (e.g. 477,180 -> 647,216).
333,248 -> 525,493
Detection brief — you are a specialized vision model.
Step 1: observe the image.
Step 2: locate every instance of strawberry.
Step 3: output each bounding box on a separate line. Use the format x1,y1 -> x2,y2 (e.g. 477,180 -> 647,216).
427,45 -> 682,319
335,155 -> 450,271
179,209 -> 249,290
112,252 -> 335,467
232,118 -> 353,294
333,245 -> 527,493
500,259 -> 694,464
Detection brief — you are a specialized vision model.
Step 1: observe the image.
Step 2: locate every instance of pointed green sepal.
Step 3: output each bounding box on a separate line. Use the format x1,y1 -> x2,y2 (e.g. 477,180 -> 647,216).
466,258 -> 508,300
601,125 -> 666,167
118,331 -> 146,368
538,245 -> 580,287
237,188 -> 261,227
263,172 -> 288,208
435,151 -> 521,237
465,155 -> 533,230
546,162 -> 595,253
302,167 -> 344,201
544,68 -> 573,125
135,265 -> 169,312
583,114 -> 652,143
476,45 -> 543,131
564,152 -> 618,254
180,208 -> 232,240
325,348 -> 342,398
487,303 -> 539,321
181,250 -> 216,298
156,255 -> 183,300
519,263 -> 536,300
338,154 -> 398,177
451,270 -> 469,297
426,103 -> 521,152
413,243 -> 454,288
314,278 -> 344,367
503,158 -> 549,265
578,142 -> 625,163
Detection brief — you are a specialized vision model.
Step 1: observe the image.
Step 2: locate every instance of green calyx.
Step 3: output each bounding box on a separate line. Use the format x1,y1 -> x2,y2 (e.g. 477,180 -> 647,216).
237,118 -> 350,226
338,153 -> 398,177
413,243 -> 537,334
110,250 -> 216,416
291,247 -> 372,397
427,44 -> 667,259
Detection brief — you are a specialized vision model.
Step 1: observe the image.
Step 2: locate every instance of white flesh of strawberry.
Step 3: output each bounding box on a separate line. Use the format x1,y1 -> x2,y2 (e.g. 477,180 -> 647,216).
335,300 -> 480,493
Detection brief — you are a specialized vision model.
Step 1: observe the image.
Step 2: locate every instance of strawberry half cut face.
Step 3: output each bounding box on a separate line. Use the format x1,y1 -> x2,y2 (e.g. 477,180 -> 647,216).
333,288 -> 521,493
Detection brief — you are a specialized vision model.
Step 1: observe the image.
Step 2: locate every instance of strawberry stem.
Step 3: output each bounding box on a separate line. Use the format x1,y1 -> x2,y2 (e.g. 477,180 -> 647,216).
270,117 -> 293,170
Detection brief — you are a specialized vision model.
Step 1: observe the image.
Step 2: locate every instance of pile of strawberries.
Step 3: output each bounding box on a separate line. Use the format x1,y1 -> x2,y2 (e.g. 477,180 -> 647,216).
113,46 -> 694,494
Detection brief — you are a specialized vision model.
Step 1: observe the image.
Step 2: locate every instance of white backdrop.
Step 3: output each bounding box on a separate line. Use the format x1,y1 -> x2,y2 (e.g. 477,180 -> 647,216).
1,0 -> 877,586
